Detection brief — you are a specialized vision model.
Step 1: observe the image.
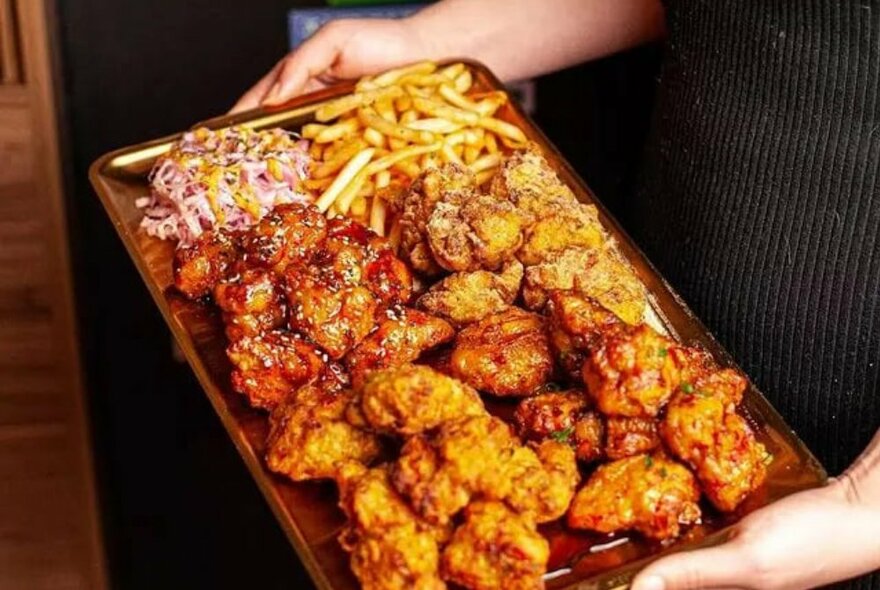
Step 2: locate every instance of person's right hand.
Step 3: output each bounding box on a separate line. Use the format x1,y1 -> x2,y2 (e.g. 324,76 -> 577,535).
230,18 -> 438,113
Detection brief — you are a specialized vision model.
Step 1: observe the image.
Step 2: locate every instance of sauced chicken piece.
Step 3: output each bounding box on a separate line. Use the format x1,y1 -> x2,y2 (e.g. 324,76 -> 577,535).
358,364 -> 485,436
513,391 -> 605,464
427,191 -> 526,273
337,466 -> 449,590
662,375 -> 768,512
442,501 -> 549,590
226,331 -> 327,410
583,324 -> 682,417
346,310 -> 455,389
265,386 -> 381,482
173,229 -> 240,299
523,245 -> 646,325
400,163 -> 477,276
514,390 -> 587,442
286,218 -> 411,359
517,202 -> 607,266
213,267 -> 287,341
502,440 -> 579,523
605,417 -> 661,460
547,291 -> 624,380
417,261 -> 523,327
239,203 -> 327,273
488,149 -> 579,222
450,308 -> 553,397
568,453 -> 702,540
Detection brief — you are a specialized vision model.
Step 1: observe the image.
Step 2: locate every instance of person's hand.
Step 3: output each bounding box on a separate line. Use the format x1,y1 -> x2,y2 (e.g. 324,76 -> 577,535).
230,18 -> 439,113
631,477 -> 880,590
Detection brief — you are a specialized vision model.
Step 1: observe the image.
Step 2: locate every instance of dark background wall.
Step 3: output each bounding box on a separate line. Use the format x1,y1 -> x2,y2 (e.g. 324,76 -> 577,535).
54,1 -> 659,587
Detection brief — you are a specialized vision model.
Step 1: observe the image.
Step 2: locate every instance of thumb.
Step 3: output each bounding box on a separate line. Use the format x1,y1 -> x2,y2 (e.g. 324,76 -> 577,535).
263,22 -> 347,105
632,543 -> 752,590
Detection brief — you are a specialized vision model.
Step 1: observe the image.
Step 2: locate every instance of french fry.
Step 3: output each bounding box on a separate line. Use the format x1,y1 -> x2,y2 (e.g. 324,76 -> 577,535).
400,109 -> 419,125
375,170 -> 392,189
315,117 -> 361,143
388,137 -> 407,151
438,84 -> 482,112
363,127 -> 386,148
393,160 -> 422,179
394,94 -> 413,112
397,73 -> 451,87
485,132 -> 499,154
406,118 -> 464,134
388,219 -> 403,251
302,123 -> 328,139
420,154 -> 439,169
315,85 -> 404,122
441,143 -> 464,166
444,130 -> 468,146
475,93 -> 508,117
312,138 -> 368,179
475,167 -> 498,186
335,169 -> 370,214
470,152 -> 502,173
304,176 -> 334,191
358,107 -> 435,144
476,117 -> 527,143
315,147 -> 375,212
369,195 -> 387,236
463,128 -> 482,146
375,97 -> 397,123
404,84 -> 433,98
412,97 -> 479,126
454,70 -> 473,94
371,61 -> 437,88
440,62 -> 466,79
308,142 -> 324,160
365,142 -> 441,175
350,194 -> 368,217
464,145 -> 481,165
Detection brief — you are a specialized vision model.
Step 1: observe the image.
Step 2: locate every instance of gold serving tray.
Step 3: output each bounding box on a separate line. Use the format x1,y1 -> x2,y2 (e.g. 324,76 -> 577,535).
89,60 -> 826,590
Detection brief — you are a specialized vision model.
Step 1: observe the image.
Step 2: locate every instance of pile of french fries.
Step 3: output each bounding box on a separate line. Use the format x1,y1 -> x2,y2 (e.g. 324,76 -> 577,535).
300,61 -> 528,242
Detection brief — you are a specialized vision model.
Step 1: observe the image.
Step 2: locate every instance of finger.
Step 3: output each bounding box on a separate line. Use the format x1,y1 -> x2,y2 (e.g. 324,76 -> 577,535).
632,545 -> 751,590
229,60 -> 284,113
263,23 -> 346,105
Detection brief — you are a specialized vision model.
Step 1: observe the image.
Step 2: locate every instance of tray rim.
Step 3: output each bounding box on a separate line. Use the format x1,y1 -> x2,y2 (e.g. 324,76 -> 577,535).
88,58 -> 827,590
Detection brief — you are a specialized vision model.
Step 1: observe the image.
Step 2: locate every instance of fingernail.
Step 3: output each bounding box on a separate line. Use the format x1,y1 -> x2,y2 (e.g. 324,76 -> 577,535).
633,575 -> 665,590
263,81 -> 282,104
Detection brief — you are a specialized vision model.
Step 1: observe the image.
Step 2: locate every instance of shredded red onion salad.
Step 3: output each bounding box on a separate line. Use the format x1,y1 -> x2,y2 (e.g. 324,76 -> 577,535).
136,126 -> 312,246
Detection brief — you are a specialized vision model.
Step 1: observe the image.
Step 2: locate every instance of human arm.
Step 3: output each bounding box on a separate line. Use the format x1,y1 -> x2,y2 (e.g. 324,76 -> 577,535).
632,428 -> 880,590
231,0 -> 665,112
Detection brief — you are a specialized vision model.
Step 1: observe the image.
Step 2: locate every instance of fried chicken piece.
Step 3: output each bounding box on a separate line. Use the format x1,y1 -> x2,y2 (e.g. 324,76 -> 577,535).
514,390 -> 587,442
392,416 -> 515,525
265,386 -> 381,481
213,267 -> 287,341
450,308 -> 553,397
662,376 -> 768,512
173,229 -> 239,299
605,417 -> 661,460
547,291 -> 624,380
427,191 -> 526,273
358,364 -> 485,436
286,217 -> 413,359
502,440 -> 579,523
226,331 -> 327,410
523,245 -> 646,324
583,324 -> 681,417
417,260 -> 523,327
400,163 -> 477,276
489,149 -> 578,222
346,309 -> 455,389
517,203 -> 606,266
567,453 -> 702,540
442,501 -> 549,590
240,202 -> 327,273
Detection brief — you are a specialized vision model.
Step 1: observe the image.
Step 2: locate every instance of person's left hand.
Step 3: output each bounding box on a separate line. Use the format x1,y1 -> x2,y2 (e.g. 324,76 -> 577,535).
631,477 -> 880,590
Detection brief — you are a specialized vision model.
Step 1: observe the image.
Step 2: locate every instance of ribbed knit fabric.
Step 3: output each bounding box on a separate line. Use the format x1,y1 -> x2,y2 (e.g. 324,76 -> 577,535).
629,4 -> 880,587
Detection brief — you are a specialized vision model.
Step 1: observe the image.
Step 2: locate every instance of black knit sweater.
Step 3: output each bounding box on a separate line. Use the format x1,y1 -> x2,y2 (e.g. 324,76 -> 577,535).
629,3 -> 879,586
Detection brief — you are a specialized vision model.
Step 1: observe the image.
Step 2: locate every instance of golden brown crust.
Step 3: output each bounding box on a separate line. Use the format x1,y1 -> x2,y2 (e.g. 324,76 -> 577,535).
417,261 -> 523,327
